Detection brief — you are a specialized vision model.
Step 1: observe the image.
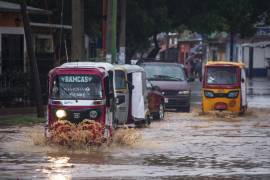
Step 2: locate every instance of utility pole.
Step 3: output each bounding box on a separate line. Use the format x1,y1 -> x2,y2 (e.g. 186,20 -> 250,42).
165,33 -> 169,60
102,0 -> 107,56
119,0 -> 126,64
229,32 -> 234,61
20,1 -> 44,117
111,0 -> 117,64
72,0 -> 84,61
249,46 -> 254,79
106,0 -> 112,63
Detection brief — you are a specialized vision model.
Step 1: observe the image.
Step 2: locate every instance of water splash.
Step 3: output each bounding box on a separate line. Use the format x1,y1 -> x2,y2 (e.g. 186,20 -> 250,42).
113,126 -> 142,146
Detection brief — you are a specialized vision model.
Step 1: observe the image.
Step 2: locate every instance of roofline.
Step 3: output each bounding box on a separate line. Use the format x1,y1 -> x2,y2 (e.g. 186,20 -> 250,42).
30,22 -> 72,30
0,1 -> 52,15
0,8 -> 52,15
178,38 -> 202,42
116,64 -> 144,73
49,67 -> 107,77
141,61 -> 181,65
60,62 -> 115,71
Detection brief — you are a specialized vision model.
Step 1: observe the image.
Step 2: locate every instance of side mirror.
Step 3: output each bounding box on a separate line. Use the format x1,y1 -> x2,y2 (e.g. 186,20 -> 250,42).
116,95 -> 125,105
241,78 -> 245,83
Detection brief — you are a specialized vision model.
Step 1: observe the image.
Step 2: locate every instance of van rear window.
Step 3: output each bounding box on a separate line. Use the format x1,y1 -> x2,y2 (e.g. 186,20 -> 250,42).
143,64 -> 185,81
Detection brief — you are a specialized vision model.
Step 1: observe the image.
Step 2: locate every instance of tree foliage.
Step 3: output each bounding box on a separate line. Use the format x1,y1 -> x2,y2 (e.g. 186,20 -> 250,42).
5,0 -> 270,59
168,0 -> 268,38
126,0 -> 171,59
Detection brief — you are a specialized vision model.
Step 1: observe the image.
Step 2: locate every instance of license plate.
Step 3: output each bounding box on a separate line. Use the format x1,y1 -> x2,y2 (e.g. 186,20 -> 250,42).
165,98 -> 168,103
73,112 -> 81,119
217,89 -> 225,93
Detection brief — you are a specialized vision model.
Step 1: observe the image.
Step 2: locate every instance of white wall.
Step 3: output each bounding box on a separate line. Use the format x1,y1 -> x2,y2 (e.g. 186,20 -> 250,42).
241,45 -> 270,69
265,47 -> 270,58
242,46 -> 249,68
225,41 -> 241,61
225,42 -> 230,60
253,47 -> 265,68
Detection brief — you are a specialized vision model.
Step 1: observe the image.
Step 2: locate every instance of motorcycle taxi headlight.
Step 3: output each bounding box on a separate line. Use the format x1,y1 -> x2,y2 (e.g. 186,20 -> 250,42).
55,109 -> 67,119
89,110 -> 98,119
204,90 -> 215,98
227,91 -> 239,98
178,90 -> 190,95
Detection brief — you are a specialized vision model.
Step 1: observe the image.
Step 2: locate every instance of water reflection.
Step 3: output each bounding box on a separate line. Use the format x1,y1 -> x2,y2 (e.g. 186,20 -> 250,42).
41,156 -> 72,180
49,174 -> 71,180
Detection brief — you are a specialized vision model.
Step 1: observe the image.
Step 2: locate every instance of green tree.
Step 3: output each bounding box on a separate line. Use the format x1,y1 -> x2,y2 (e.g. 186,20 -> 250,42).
11,0 -> 270,61
215,0 -> 257,60
169,0 -> 266,61
126,0 -> 171,60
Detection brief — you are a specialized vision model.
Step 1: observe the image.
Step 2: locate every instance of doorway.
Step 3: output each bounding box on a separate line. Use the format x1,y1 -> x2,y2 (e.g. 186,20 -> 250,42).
1,34 -> 24,73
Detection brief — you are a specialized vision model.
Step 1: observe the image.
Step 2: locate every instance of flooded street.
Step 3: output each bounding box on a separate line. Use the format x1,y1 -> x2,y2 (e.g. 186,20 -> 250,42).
1,108 -> 270,179
1,79 -> 270,179
1,0 -> 270,178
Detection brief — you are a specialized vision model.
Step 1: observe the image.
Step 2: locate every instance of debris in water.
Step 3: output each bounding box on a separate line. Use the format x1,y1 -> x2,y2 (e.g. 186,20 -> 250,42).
212,111 -> 238,118
113,126 -> 142,146
31,132 -> 47,146
197,110 -> 239,118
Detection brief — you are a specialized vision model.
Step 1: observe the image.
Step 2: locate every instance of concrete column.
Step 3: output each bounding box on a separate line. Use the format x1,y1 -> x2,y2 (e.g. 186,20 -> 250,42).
0,33 -> 1,75
111,0 -> 117,64
72,0 -> 85,61
119,0 -> 126,64
249,46 -> 254,78
23,34 -> 26,73
106,0 -> 112,63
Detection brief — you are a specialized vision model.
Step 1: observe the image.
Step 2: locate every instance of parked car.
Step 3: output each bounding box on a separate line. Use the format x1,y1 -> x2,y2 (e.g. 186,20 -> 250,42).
140,62 -> 191,112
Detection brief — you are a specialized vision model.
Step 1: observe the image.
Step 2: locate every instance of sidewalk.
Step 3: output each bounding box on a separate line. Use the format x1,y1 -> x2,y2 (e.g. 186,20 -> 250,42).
0,107 -> 38,117
247,77 -> 270,95
247,77 -> 270,108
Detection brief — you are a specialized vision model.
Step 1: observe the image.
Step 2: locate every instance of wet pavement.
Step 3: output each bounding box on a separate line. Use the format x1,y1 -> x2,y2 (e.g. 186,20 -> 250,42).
0,78 -> 270,179
247,78 -> 270,108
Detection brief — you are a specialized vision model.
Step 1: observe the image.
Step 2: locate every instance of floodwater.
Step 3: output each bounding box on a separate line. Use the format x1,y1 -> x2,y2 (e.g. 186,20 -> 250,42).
1,107 -> 270,179
1,78 -> 270,179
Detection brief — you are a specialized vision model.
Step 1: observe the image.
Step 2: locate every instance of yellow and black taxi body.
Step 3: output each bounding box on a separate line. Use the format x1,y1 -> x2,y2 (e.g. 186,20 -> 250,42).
202,61 -> 247,113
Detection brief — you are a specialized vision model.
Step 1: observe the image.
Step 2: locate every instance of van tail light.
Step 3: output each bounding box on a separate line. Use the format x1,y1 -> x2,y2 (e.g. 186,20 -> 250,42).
214,102 -> 227,110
